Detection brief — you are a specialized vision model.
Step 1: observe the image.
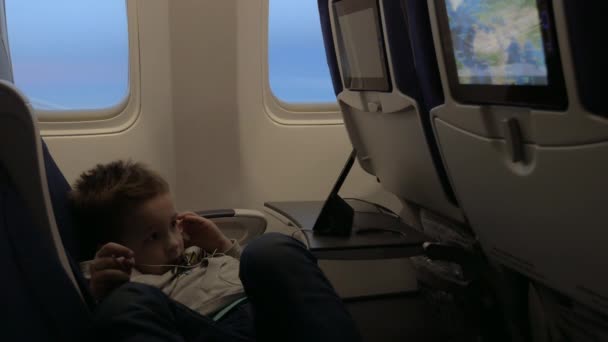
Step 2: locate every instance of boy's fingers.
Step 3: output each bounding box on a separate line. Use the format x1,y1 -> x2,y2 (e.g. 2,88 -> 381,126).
96,242 -> 134,258
91,257 -> 120,273
179,219 -> 204,231
178,214 -> 200,223
91,257 -> 134,273
180,220 -> 212,234
184,214 -> 213,224
176,212 -> 196,219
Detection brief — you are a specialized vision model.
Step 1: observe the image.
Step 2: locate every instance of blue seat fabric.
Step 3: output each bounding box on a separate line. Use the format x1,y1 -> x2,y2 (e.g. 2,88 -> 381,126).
0,163 -> 91,341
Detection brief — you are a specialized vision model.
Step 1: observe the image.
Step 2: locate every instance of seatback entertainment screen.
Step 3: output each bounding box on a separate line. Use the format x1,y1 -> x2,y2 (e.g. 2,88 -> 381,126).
435,0 -> 567,109
446,0 -> 548,86
334,0 -> 391,92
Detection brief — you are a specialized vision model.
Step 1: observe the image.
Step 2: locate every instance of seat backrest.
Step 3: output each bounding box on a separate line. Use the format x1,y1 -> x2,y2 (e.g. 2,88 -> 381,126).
317,0 -> 463,223
319,0 -> 608,338
42,140 -> 95,262
0,81 -> 91,341
426,0 -> 608,325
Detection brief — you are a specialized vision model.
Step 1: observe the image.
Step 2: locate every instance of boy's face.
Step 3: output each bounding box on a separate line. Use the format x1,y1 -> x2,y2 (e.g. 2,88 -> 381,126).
120,193 -> 184,275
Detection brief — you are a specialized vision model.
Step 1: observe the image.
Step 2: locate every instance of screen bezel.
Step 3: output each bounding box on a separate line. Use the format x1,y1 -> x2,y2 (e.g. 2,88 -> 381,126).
434,0 -> 568,110
333,0 -> 392,92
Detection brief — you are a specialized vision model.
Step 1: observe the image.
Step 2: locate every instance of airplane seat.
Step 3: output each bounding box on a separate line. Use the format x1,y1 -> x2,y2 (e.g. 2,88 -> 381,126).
42,141 -> 90,261
0,81 -> 91,341
426,0 -> 608,339
318,0 -> 343,97
317,0 -> 463,223
316,1 -> 512,339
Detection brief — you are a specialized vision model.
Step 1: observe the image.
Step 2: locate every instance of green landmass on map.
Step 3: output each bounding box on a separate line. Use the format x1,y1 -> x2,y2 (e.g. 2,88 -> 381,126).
476,51 -> 501,67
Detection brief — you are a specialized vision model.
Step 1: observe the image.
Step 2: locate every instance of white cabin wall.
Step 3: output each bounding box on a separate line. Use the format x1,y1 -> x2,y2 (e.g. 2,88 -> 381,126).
169,0 -> 416,297
170,0 -> 242,211
43,0 -> 176,192
170,0 -> 401,214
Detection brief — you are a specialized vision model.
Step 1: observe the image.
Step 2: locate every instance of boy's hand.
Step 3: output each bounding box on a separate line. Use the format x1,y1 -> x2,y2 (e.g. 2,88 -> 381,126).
177,212 -> 232,253
90,242 -> 134,301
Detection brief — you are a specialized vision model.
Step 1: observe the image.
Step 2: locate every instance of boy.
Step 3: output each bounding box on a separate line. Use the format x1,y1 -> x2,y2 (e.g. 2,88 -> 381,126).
70,160 -> 360,342
71,160 -> 246,317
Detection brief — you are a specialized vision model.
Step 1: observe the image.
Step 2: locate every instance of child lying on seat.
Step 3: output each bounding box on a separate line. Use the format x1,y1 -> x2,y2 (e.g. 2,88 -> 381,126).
71,160 -> 245,317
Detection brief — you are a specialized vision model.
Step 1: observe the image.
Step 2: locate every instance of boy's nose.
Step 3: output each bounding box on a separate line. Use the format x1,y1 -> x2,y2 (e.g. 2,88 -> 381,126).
167,235 -> 182,257
167,243 -> 181,261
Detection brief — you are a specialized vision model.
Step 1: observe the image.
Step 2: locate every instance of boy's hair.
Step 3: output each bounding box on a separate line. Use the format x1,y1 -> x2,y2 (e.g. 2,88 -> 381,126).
69,160 -> 169,253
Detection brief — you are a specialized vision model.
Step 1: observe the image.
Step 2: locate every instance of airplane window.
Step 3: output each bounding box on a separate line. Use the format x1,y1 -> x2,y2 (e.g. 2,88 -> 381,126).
5,0 -> 129,112
269,0 -> 336,103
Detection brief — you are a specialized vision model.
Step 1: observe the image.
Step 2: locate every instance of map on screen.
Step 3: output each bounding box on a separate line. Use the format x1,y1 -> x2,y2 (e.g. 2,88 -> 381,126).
445,0 -> 548,85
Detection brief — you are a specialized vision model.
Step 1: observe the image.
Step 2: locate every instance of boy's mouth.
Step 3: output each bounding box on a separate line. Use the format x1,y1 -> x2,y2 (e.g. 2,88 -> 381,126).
169,250 -> 184,264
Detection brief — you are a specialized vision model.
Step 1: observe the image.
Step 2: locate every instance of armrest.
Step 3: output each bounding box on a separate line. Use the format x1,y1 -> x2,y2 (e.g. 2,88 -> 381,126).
195,209 -> 267,245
